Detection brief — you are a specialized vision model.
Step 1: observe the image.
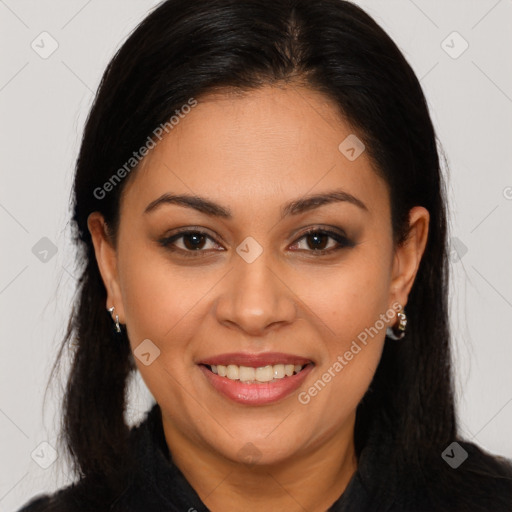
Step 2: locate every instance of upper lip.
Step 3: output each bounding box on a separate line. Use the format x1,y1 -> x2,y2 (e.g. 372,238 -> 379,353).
198,352 -> 313,367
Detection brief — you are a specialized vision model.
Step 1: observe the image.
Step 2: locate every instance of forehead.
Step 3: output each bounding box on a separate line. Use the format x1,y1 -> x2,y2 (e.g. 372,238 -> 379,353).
121,85 -> 389,220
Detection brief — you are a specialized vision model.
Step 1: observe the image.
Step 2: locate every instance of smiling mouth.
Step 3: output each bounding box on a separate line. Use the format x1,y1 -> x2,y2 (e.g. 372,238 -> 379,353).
201,363 -> 313,384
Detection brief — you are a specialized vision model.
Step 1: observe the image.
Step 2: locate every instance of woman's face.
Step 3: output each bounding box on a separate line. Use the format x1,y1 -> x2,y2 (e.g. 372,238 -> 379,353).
89,85 -> 428,467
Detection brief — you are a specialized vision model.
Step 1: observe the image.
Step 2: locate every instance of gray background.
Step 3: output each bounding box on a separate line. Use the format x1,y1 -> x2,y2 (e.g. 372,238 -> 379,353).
1,0 -> 511,509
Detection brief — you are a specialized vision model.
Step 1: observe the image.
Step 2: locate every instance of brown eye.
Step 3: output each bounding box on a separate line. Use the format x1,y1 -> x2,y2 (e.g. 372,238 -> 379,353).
181,232 -> 208,250
159,229 -> 223,256
305,232 -> 330,250
290,229 -> 353,255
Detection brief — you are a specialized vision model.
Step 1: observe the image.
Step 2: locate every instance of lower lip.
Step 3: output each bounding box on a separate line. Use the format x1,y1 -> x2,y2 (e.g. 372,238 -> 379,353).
199,364 -> 314,405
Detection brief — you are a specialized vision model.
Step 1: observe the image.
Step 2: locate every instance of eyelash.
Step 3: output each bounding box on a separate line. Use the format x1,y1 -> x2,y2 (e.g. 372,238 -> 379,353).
158,227 -> 353,258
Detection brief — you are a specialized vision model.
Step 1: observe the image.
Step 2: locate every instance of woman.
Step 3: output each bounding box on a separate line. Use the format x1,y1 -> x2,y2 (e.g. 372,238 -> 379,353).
18,0 -> 512,510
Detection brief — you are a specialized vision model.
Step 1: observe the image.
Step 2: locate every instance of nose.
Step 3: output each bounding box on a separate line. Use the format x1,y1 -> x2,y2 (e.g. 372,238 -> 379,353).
213,253 -> 297,336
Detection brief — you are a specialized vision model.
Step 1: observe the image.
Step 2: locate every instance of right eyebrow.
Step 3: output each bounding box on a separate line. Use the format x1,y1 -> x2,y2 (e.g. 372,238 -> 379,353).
144,193 -> 232,218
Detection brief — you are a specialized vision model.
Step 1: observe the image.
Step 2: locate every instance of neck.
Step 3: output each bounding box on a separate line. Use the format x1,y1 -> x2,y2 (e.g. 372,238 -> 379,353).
162,415 -> 357,512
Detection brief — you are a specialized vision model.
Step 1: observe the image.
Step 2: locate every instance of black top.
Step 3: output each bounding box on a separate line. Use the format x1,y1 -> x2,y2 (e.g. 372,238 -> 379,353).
17,403 -> 512,512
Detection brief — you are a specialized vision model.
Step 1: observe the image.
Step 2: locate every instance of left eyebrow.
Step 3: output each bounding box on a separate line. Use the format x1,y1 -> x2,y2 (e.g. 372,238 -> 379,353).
280,189 -> 369,219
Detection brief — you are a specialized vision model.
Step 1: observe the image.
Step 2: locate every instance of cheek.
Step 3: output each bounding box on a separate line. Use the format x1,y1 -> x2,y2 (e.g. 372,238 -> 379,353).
291,247 -> 391,342
116,246 -> 203,407
293,245 -> 390,411
117,238 -> 214,344
299,341 -> 384,433
298,286 -> 387,425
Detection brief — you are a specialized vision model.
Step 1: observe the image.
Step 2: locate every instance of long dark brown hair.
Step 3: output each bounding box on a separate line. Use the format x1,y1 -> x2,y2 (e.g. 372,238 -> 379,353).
47,0 -> 511,509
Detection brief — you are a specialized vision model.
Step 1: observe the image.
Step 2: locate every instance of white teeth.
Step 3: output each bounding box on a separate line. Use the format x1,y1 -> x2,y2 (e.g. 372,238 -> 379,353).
239,366 -> 255,381
209,363 -> 307,383
255,365 -> 274,382
284,364 -> 294,376
226,364 -> 239,380
273,364 -> 285,379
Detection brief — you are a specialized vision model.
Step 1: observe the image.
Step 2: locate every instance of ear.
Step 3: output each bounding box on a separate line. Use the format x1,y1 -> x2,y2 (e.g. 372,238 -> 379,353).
87,212 -> 125,323
389,206 -> 430,309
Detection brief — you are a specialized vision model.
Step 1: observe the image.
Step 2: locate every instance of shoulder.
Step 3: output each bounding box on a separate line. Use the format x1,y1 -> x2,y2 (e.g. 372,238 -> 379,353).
458,439 -> 512,481
16,410 -> 157,512
15,482 -> 92,512
414,441 -> 512,511
16,476 -> 135,512
17,494 -> 50,512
